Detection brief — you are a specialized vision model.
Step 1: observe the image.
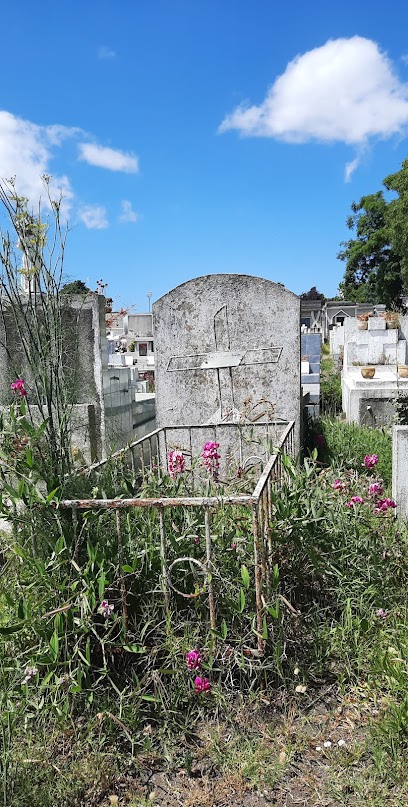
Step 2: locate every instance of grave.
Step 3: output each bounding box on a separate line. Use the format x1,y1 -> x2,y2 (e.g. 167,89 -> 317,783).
342,316 -> 408,425
153,274 -> 301,463
301,332 -> 321,418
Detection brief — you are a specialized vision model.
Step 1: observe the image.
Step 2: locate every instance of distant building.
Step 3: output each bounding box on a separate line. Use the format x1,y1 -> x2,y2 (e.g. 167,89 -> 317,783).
300,299 -> 386,340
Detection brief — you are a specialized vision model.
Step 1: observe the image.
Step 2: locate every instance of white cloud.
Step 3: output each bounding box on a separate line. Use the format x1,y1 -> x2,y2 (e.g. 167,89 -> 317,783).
78,205 -> 108,229
344,156 -> 360,182
78,143 -> 139,173
98,45 -> 116,60
119,199 -> 139,223
0,110 -> 74,213
219,37 -> 408,146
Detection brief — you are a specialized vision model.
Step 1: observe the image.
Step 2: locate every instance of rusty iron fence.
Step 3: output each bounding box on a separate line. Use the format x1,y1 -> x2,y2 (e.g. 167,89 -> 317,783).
59,420 -> 296,653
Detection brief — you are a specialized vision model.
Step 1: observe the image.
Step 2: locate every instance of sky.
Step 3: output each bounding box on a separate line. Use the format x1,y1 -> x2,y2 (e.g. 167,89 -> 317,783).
2,1 -> 408,311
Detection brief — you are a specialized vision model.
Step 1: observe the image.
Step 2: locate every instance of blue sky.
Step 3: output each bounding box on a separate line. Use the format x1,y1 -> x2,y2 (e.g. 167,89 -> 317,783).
2,1 -> 408,310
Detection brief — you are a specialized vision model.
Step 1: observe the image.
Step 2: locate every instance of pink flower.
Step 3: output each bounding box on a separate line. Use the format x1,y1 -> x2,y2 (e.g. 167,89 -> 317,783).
374,498 -> 397,514
194,676 -> 211,693
99,599 -> 114,618
201,441 -> 220,481
376,608 -> 389,619
331,479 -> 343,490
362,454 -> 378,469
369,481 -> 384,497
10,378 -> 27,397
186,649 -> 202,670
168,449 -> 185,479
346,496 -> 364,508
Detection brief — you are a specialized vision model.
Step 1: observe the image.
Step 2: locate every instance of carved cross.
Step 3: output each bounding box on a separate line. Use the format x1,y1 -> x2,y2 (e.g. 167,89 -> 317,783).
166,305 -> 282,422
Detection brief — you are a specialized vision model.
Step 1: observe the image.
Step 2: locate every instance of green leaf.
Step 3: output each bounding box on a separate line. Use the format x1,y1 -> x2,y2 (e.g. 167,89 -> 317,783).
98,572 -> 106,600
262,615 -> 268,640
46,487 -> 60,504
122,565 -> 133,573
0,622 -> 25,634
25,447 -> 33,468
241,565 -> 250,589
221,619 -> 228,640
237,588 -> 246,613
123,644 -> 146,654
49,630 -> 59,662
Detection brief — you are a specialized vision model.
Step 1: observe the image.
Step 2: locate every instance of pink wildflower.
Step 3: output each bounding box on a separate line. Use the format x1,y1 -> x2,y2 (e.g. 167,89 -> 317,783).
194,675 -> 211,694
201,441 -> 220,481
346,496 -> 364,507
99,599 -> 114,618
168,449 -> 185,479
186,649 -> 202,670
376,608 -> 389,619
374,498 -> 397,514
10,378 -> 27,397
369,481 -> 384,497
331,479 -> 343,490
362,454 -> 378,469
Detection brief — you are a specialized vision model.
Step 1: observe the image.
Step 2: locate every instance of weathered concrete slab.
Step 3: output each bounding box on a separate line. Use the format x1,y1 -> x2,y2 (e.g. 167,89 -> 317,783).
153,275 -> 300,446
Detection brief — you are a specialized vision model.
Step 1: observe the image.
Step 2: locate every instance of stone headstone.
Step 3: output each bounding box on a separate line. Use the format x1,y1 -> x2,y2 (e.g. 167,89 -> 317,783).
153,274 -> 300,443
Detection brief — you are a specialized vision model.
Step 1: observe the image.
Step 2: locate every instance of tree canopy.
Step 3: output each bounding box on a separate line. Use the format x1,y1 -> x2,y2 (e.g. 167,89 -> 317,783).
61,279 -> 91,295
300,286 -> 325,301
338,160 -> 408,310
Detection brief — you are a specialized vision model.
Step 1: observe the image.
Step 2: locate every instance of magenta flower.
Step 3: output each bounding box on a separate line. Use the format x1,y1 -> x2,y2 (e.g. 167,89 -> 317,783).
201,441 -> 220,481
346,495 -> 364,508
374,498 -> 397,514
331,479 -> 343,490
186,649 -> 202,670
99,599 -> 114,618
10,378 -> 27,397
194,675 -> 211,693
369,481 -> 384,497
362,454 -> 379,469
315,434 -> 325,447
168,449 -> 185,479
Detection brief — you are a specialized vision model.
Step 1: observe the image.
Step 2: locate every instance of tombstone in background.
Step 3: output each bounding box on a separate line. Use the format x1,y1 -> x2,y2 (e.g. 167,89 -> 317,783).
342,316 -> 408,425
153,275 -> 301,454
301,331 -> 321,419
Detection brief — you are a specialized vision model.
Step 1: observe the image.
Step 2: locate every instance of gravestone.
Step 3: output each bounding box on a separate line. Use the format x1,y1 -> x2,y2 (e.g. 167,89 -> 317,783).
153,275 -> 300,453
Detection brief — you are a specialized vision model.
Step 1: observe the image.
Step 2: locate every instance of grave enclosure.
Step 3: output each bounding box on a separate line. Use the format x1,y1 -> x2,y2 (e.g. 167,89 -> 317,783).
62,274 -> 302,651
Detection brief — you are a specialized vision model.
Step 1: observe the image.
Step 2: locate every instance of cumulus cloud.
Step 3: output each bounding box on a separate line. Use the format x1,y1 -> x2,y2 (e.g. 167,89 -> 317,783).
78,143 -> 139,173
119,200 -> 139,223
0,110 -> 74,213
219,37 -> 408,146
98,45 -> 116,60
78,205 -> 108,229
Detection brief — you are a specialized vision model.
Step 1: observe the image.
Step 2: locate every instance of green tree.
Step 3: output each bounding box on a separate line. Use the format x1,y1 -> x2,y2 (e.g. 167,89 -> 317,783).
337,191 -> 403,309
300,286 -> 325,301
61,279 -> 90,295
384,157 -> 408,293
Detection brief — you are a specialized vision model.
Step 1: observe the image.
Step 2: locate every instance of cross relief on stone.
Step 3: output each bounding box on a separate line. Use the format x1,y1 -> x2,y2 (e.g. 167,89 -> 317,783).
166,305 -> 283,422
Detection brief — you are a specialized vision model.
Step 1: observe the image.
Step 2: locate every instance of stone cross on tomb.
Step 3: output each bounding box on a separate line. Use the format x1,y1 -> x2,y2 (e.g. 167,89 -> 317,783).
166,305 -> 283,422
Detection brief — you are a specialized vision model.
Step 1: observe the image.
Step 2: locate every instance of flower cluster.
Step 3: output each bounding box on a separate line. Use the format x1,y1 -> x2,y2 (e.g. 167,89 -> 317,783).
374,498 -> 397,515
186,649 -> 202,670
376,608 -> 389,620
333,454 -> 396,515
22,666 -> 38,684
369,481 -> 384,497
194,676 -> 211,693
185,647 -> 211,694
346,496 -> 364,507
99,599 -> 114,619
201,441 -> 220,481
362,454 -> 378,469
168,449 -> 185,479
11,378 -> 27,397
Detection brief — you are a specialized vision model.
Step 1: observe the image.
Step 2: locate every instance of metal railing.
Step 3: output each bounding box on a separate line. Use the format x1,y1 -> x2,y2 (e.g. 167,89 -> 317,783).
60,420 -> 296,653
